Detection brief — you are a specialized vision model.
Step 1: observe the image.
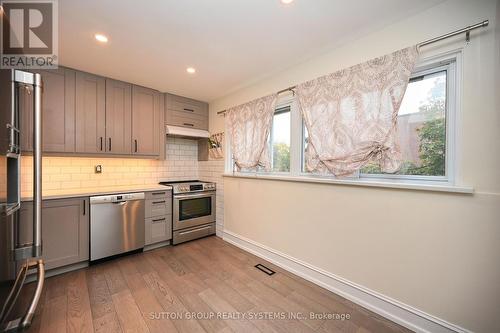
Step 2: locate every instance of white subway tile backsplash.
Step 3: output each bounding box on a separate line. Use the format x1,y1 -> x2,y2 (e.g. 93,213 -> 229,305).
199,159 -> 225,231
9,137 -> 227,234
19,137 -> 199,193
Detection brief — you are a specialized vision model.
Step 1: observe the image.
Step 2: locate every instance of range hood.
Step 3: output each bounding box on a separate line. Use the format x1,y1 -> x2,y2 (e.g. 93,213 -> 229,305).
166,125 -> 210,138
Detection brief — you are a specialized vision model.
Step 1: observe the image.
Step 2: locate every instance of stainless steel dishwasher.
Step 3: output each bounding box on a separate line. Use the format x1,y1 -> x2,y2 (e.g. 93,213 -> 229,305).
90,193 -> 145,262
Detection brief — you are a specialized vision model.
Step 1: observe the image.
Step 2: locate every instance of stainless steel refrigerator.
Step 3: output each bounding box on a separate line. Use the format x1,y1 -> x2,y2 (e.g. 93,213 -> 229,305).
0,69 -> 44,332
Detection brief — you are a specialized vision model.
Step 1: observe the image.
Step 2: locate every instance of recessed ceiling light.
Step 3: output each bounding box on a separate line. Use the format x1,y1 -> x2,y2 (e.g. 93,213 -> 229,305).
94,34 -> 108,43
280,0 -> 294,4
186,67 -> 196,74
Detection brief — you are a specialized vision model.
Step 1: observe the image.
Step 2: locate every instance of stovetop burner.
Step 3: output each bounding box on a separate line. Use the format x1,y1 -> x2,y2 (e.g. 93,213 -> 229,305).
160,180 -> 199,184
159,180 -> 216,194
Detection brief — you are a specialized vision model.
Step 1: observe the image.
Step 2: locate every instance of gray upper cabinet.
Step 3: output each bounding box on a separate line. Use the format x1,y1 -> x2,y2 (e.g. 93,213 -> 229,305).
20,68 -> 76,153
165,93 -> 208,130
19,68 -> 164,158
132,85 -> 161,156
75,71 -> 106,154
18,198 -> 89,271
42,68 -> 76,152
105,79 -> 132,154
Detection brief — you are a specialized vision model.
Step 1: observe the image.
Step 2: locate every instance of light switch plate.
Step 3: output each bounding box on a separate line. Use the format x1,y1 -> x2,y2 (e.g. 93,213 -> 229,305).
95,165 -> 102,173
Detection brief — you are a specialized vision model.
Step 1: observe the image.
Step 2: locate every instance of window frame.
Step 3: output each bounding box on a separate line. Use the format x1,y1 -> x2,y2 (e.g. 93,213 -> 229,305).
225,50 -> 463,189
359,59 -> 457,183
269,104 -> 292,173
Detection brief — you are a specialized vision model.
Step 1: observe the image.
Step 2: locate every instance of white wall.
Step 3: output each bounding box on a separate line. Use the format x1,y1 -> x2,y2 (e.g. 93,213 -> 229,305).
199,159 -> 225,234
209,0 -> 500,332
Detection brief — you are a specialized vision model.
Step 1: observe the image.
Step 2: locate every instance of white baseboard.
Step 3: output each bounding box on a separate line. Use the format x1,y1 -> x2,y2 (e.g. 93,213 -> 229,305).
223,229 -> 471,333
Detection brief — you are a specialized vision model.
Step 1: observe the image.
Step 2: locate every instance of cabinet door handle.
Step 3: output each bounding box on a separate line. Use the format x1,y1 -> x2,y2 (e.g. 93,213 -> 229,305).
83,199 -> 86,215
183,108 -> 194,112
183,123 -> 194,127
152,218 -> 166,223
134,139 -> 138,153
108,138 -> 112,151
100,137 -> 103,151
152,201 -> 166,204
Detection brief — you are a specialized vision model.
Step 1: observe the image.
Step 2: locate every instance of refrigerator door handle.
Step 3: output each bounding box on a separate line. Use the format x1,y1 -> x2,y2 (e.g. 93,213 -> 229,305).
20,260 -> 44,329
10,74 -> 43,260
1,260 -> 44,332
31,74 -> 43,258
11,73 -> 42,260
0,261 -> 29,324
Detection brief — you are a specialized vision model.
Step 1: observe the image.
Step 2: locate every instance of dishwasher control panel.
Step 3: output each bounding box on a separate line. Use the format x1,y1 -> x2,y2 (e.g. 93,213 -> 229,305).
90,192 -> 145,204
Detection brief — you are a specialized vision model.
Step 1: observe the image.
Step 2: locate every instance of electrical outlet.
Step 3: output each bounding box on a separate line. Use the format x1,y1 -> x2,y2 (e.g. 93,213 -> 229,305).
95,165 -> 102,174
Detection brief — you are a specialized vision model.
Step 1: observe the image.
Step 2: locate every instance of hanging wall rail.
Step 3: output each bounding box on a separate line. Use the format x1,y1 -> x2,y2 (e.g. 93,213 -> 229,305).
217,20 -> 488,116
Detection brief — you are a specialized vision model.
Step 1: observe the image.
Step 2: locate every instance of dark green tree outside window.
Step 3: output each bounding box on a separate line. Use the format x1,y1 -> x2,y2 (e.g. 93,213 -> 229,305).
273,142 -> 291,172
362,75 -> 446,176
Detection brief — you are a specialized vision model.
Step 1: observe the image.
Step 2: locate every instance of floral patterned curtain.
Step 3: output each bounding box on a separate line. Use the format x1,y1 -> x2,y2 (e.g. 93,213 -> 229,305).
297,46 -> 419,176
226,94 -> 277,171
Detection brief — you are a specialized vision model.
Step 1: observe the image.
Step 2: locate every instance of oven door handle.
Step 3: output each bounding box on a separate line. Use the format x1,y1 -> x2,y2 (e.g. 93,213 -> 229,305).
178,225 -> 212,236
175,192 -> 215,200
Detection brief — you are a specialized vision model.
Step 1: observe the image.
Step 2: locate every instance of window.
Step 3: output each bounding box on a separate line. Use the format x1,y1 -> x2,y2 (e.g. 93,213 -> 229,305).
360,61 -> 455,181
270,106 -> 291,172
228,53 -> 459,188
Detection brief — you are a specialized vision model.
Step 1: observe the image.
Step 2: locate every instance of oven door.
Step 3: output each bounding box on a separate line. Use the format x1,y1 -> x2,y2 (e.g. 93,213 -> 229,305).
173,192 -> 215,231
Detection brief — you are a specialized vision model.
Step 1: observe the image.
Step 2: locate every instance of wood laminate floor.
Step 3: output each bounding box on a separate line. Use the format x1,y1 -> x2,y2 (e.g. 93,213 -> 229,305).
23,236 -> 412,333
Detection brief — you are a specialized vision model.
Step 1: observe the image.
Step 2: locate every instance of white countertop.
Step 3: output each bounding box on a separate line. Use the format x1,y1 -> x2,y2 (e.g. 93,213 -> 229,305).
21,184 -> 172,201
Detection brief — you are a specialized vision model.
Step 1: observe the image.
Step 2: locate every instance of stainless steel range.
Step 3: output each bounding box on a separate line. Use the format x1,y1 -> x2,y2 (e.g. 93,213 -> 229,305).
159,181 -> 216,245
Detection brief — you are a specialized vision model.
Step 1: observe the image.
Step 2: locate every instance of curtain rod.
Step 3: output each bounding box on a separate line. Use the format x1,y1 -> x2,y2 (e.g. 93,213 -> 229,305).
217,19 -> 489,116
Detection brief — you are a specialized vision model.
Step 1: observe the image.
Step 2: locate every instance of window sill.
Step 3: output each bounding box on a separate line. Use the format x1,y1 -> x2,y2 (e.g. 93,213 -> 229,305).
222,173 -> 474,194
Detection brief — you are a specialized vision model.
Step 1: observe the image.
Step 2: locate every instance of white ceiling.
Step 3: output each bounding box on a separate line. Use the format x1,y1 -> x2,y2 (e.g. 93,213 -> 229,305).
59,0 -> 444,102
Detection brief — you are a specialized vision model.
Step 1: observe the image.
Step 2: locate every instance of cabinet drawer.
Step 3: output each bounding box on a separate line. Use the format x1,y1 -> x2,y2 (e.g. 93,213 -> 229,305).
169,100 -> 206,116
145,190 -> 172,200
172,223 -> 215,245
167,94 -> 208,117
166,112 -> 208,130
145,199 -> 171,218
145,216 -> 172,245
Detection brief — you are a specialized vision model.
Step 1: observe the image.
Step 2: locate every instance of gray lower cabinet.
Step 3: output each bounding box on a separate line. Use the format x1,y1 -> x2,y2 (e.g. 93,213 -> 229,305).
145,216 -> 172,245
19,198 -> 89,270
144,190 -> 172,246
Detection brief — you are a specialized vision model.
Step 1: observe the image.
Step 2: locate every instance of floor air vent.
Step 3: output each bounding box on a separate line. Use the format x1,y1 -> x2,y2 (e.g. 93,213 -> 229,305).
254,264 -> 276,276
